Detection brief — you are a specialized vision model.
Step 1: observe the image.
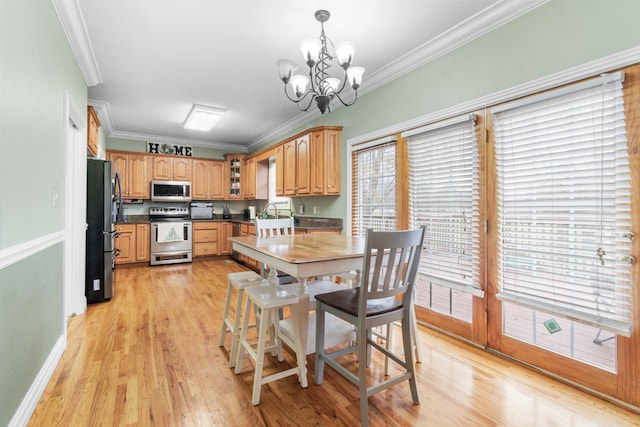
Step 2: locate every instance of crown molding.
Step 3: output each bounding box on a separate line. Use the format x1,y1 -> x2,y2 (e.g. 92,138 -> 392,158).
249,0 -> 549,148
361,0 -> 550,94
51,0 -> 102,87
87,99 -> 113,134
348,46 -> 640,146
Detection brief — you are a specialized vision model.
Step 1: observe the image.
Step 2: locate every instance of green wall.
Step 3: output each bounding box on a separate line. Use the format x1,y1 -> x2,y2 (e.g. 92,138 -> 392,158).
0,0 -> 87,424
0,246 -> 64,426
254,0 -> 640,220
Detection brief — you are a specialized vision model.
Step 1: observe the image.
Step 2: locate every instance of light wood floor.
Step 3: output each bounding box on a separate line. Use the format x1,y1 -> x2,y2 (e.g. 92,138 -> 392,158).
28,258 -> 639,426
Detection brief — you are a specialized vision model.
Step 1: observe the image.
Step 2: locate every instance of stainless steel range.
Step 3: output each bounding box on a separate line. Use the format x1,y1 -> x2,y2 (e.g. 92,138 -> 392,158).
149,207 -> 193,266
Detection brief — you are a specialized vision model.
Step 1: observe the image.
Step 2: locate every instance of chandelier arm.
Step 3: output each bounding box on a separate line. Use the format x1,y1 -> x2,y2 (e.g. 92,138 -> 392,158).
334,71 -> 349,96
283,85 -> 316,104
332,89 -> 358,108
296,94 -> 316,112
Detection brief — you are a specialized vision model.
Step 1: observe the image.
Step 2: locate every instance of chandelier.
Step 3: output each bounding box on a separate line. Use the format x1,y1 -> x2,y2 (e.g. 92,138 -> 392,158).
276,10 -> 365,114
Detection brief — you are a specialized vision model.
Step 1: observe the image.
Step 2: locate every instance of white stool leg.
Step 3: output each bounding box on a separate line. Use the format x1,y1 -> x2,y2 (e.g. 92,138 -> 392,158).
235,298 -> 254,374
219,281 -> 234,347
228,287 -> 246,368
251,306 -> 272,405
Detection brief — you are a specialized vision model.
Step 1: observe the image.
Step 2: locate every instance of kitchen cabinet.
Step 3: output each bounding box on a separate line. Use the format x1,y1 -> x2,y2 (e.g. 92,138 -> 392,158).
192,159 -> 225,200
193,222 -> 219,257
275,145 -> 284,196
152,156 -> 192,181
135,223 -> 150,262
87,106 -> 100,157
310,128 -> 342,195
108,151 -> 152,199
240,223 -> 259,270
114,223 -> 135,264
243,156 -> 256,199
224,154 -> 244,199
284,134 -> 310,196
219,222 -> 233,255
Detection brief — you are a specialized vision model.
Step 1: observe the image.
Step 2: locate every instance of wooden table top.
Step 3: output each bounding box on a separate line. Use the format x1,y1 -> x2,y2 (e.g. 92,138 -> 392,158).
229,234 -> 366,264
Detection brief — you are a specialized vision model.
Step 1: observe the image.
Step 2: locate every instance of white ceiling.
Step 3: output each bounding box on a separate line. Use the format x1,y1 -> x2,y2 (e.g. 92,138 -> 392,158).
68,0 -> 545,151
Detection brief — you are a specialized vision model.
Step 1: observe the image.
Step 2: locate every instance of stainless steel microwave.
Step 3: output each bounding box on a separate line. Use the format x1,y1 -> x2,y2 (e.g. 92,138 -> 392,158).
151,180 -> 192,202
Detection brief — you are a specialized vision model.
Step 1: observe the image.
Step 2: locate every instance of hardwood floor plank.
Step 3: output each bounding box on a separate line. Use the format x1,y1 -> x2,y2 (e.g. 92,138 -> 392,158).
27,258 -> 639,426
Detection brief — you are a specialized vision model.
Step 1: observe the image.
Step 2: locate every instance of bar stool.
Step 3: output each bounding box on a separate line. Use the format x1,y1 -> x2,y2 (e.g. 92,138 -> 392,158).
219,271 -> 263,368
235,282 -> 307,405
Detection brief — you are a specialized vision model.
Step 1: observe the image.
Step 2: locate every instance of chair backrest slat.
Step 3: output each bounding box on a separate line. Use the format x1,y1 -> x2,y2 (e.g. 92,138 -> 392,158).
359,227 -> 426,312
255,218 -> 295,237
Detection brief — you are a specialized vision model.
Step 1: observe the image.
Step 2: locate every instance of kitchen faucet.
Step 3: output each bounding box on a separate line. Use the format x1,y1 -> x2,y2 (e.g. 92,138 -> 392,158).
263,203 -> 279,219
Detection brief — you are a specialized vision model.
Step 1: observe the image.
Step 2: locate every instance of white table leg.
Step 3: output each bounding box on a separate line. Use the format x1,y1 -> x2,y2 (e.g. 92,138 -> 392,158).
297,276 -> 308,293
267,264 -> 279,286
291,292 -> 310,386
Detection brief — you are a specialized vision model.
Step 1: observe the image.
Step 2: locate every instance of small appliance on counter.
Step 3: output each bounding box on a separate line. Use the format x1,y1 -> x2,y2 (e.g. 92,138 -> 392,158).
248,206 -> 256,220
190,202 -> 214,220
223,205 -> 231,219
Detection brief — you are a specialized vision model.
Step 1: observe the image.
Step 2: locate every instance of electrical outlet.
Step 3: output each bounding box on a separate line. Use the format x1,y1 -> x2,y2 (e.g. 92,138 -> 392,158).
299,205 -> 305,214
313,206 -> 319,214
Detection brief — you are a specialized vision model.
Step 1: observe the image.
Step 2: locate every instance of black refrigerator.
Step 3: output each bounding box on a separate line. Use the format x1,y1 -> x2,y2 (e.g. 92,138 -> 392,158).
86,158 -> 120,303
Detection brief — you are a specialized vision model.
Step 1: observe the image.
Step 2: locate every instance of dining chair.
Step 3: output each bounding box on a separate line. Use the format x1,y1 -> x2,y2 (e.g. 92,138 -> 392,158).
314,226 -> 426,427
255,217 -> 297,285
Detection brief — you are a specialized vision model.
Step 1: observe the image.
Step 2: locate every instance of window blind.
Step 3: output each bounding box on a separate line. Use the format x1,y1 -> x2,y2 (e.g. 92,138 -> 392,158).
492,72 -> 633,336
351,138 -> 397,237
404,114 -> 483,297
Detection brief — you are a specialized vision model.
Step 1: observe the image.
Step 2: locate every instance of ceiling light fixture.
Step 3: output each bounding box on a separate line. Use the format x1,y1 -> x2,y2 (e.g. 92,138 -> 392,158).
184,104 -> 225,132
276,9 -> 365,115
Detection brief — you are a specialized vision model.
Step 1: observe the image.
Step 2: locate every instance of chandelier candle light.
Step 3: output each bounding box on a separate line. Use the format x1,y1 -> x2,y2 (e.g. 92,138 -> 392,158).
277,10 -> 365,114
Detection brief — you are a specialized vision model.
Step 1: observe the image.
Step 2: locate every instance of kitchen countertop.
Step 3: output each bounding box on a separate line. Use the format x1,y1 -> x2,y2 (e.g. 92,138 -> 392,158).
116,215 -> 343,232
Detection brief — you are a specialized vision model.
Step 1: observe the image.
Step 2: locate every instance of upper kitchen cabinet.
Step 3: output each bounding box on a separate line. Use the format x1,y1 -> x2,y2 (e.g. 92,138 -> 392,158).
152,156 -> 192,181
87,106 -> 100,157
224,153 -> 244,199
108,150 -> 152,199
243,156 -> 256,199
275,145 -> 284,196
192,159 -> 224,200
284,134 -> 311,196
310,127 -> 341,195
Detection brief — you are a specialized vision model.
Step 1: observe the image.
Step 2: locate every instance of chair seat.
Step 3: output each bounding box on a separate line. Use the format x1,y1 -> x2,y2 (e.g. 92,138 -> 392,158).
315,287 -> 402,317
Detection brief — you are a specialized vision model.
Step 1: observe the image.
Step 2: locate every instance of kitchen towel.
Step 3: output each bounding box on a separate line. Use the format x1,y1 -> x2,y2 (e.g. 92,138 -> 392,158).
157,222 -> 184,242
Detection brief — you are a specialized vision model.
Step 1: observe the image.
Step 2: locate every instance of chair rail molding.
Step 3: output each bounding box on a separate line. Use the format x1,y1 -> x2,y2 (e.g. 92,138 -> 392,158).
0,231 -> 65,271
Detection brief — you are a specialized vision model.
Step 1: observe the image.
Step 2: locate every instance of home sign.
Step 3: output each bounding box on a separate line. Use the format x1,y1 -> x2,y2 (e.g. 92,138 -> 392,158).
147,142 -> 193,156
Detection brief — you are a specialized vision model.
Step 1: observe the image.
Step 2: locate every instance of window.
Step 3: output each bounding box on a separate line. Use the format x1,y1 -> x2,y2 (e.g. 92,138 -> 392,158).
351,138 -> 397,236
405,114 -> 482,298
404,114 -> 481,323
492,72 -> 633,336
268,157 -> 290,212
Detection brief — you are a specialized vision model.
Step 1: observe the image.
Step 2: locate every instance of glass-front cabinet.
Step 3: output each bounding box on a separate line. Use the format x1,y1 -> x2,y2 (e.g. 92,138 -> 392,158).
224,153 -> 244,199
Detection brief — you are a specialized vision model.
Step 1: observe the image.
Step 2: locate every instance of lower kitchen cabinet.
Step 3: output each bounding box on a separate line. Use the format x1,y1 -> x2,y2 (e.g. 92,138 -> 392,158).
240,223 -> 259,270
114,223 -> 135,264
193,222 -> 219,257
219,222 -> 233,255
115,223 -> 151,264
136,223 -> 150,262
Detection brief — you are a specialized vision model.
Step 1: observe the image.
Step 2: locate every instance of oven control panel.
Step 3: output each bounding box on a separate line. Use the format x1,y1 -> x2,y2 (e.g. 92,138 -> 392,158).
149,207 -> 189,219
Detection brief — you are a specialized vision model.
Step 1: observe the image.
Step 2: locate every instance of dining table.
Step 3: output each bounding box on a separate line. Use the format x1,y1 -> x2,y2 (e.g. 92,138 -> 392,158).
229,233 -> 366,360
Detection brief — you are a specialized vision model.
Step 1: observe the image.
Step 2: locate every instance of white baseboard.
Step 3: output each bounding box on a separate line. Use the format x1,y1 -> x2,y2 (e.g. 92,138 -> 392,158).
8,334 -> 66,427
